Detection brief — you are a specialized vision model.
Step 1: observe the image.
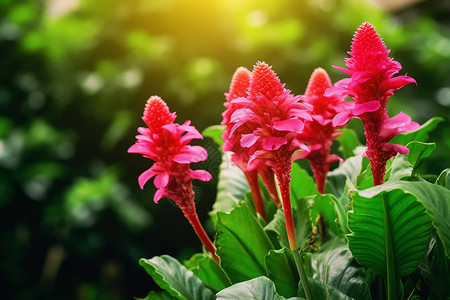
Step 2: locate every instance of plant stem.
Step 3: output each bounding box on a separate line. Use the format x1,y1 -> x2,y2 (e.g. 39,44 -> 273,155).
185,210 -> 220,264
382,194 -> 396,300
274,161 -> 314,300
292,248 -> 314,300
244,170 -> 267,222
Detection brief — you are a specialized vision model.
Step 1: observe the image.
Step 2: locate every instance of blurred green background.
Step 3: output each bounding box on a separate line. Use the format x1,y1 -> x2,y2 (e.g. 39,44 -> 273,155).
1,0 -> 449,299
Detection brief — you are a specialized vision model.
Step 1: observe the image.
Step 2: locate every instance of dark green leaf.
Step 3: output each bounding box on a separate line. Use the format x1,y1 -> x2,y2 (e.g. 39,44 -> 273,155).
215,201 -> 274,283
265,248 -> 299,297
184,253 -> 231,292
348,188 -> 433,278
336,128 -> 362,159
358,181 -> 450,258
139,255 -> 215,300
304,238 -> 372,300
290,163 -> 318,204
436,168 -> 450,189
202,125 -> 225,150
311,194 -> 347,236
216,276 -> 305,300
406,141 -> 436,170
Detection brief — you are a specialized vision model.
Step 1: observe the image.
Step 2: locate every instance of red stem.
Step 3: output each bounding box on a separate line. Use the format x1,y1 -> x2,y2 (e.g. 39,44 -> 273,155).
274,161 -> 298,250
309,161 -> 326,194
244,170 -> 267,222
184,209 -> 220,264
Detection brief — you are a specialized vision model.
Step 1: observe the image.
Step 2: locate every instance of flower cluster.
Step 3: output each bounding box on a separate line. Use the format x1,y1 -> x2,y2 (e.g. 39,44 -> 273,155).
222,67 -> 281,221
128,96 -> 218,262
328,22 -> 419,185
298,68 -> 349,193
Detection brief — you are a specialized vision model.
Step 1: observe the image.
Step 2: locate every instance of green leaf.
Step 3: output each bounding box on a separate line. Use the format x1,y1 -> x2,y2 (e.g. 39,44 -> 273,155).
336,128 -> 362,159
139,255 -> 215,300
406,141 -> 436,170
358,181 -> 450,258
311,194 -> 347,236
135,290 -> 176,300
215,201 -> 274,283
210,152 -> 249,221
265,248 -> 299,297
265,197 -> 313,251
436,168 -> 450,189
385,154 -> 412,182
184,253 -> 231,292
216,276 -> 305,300
304,238 -> 372,300
290,163 -> 318,204
326,147 -> 368,196
390,117 -> 443,145
298,277 -> 354,300
202,125 -> 225,150
347,188 -> 433,279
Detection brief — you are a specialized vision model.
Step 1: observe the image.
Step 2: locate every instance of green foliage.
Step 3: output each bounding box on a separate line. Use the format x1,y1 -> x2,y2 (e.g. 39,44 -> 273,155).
139,255 -> 215,300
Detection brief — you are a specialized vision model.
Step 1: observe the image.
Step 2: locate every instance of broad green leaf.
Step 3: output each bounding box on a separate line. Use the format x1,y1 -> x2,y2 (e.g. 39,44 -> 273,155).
216,276 -> 305,300
202,125 -> 225,150
139,255 -> 215,300
304,238 -> 372,300
184,253 -> 231,292
265,197 -> 313,251
311,194 -> 347,236
135,290 -> 175,300
347,188 -> 433,279
298,277 -> 354,300
210,152 -> 249,221
326,147 -> 367,196
358,181 -> 450,258
418,238 -> 450,300
290,163 -> 318,204
336,128 -> 362,159
390,117 -> 443,145
436,168 -> 450,189
215,201 -> 274,283
265,248 -> 299,297
406,141 -> 436,170
385,154 -> 412,182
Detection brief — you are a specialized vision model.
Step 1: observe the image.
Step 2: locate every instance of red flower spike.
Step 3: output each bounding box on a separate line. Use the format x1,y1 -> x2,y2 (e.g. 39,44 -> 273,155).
298,68 -> 348,193
129,96 -> 219,263
328,23 -> 419,185
221,67 -> 280,220
229,61 -> 311,251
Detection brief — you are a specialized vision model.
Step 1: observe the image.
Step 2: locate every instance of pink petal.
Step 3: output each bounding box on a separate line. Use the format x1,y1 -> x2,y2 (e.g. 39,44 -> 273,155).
386,143 -> 409,155
154,172 -> 169,189
333,110 -> 353,127
172,145 -> 208,163
153,188 -> 167,203
191,169 -> 212,182
138,168 -> 158,189
263,137 -> 287,151
332,65 -> 352,75
353,100 -> 381,115
351,71 -> 372,84
273,119 -> 304,133
386,75 -> 416,91
324,86 -> 348,98
383,112 -> 411,129
241,133 -> 259,148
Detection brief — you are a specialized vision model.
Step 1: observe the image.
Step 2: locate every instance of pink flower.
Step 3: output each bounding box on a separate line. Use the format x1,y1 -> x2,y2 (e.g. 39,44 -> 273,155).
230,61 -> 311,250
128,96 -> 212,203
128,96 -> 218,263
222,67 -> 281,219
298,68 -> 348,193
327,23 -> 419,185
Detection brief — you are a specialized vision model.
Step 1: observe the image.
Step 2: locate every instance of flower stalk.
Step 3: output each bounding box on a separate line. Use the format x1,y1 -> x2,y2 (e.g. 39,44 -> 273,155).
128,96 -> 219,263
